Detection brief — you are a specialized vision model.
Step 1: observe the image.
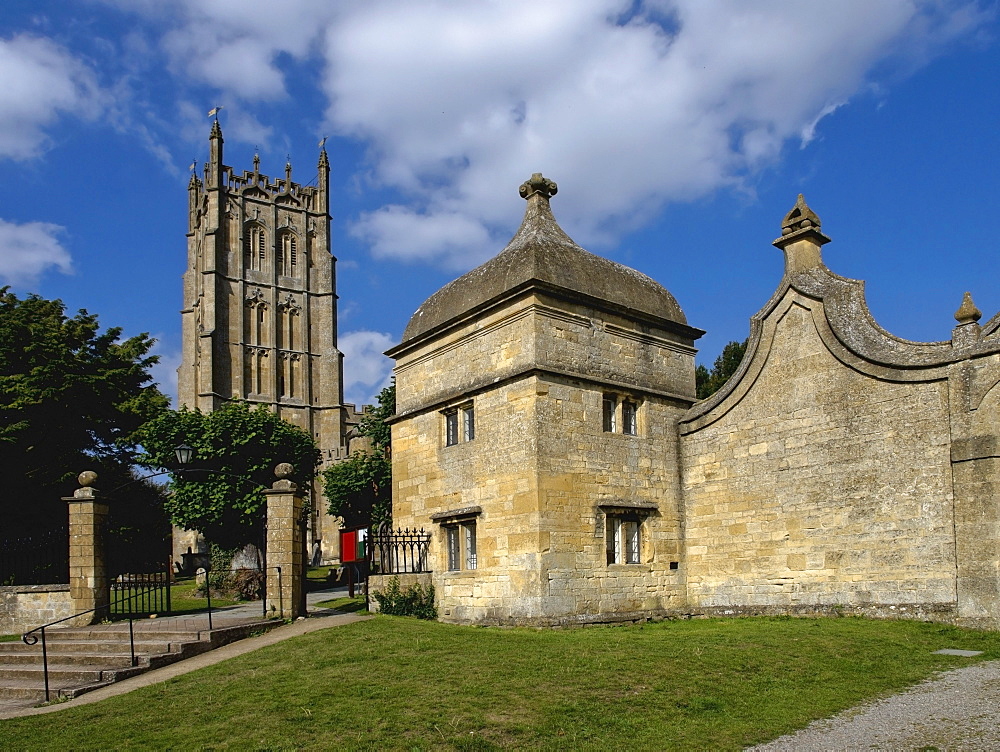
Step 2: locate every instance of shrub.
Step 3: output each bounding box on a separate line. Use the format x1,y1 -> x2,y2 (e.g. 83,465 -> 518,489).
372,577 -> 437,620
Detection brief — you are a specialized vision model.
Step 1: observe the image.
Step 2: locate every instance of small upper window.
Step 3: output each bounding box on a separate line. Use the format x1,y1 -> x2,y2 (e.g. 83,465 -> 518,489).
444,402 -> 474,447
603,394 -> 640,435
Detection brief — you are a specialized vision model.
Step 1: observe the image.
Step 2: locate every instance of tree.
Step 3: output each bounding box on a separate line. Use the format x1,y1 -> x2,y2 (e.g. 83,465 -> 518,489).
696,339 -> 749,399
138,401 -> 319,551
0,287 -> 168,534
323,381 -> 394,528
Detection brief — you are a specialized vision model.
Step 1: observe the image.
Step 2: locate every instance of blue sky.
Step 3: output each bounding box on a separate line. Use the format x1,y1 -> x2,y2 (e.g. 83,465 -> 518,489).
1,1 -> 997,407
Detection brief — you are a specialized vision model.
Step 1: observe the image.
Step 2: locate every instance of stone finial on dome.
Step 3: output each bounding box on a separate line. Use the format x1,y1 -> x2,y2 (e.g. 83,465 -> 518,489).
954,291 -> 982,325
781,194 -> 821,235
519,173 -> 558,201
773,193 -> 831,274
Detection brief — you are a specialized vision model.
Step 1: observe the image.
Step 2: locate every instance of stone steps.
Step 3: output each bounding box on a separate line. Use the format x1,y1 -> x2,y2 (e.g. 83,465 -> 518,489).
0,617 -> 281,704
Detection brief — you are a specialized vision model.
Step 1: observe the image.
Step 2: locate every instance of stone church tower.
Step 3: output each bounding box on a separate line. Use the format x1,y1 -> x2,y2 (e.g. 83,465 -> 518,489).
178,121 -> 351,560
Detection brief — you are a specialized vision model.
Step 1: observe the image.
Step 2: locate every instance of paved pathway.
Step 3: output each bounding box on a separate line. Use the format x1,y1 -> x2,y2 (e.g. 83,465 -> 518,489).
0,587 -> 370,720
751,657 -> 1000,750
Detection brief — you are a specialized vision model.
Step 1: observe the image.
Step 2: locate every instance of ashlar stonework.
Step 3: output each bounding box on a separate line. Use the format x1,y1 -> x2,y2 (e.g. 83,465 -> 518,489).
387,179 -> 1000,628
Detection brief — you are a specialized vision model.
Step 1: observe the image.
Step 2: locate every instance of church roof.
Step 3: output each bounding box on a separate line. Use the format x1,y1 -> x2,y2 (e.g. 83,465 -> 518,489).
399,174 -> 689,344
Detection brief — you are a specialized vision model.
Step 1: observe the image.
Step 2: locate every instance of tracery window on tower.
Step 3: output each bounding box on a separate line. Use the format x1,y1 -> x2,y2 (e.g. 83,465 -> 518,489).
244,223 -> 266,272
279,352 -> 301,399
278,294 -> 302,351
244,347 -> 269,397
244,288 -> 269,347
277,230 -> 298,276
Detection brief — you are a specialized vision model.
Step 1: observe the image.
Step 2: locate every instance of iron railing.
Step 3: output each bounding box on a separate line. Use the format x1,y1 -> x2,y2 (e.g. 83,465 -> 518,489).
0,525 -> 69,586
22,599 -> 142,703
110,571 -> 171,616
370,526 -> 431,574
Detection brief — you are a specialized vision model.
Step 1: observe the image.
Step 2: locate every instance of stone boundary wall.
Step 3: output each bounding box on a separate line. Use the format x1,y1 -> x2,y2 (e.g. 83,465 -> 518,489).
0,584 -> 75,634
367,573 -> 433,613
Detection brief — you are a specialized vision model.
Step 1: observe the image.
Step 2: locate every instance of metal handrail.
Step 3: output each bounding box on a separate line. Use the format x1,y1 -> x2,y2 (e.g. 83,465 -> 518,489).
22,593 -> 140,703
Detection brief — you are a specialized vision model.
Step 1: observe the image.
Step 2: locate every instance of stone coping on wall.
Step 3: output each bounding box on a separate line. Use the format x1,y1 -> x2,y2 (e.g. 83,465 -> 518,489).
0,584 -> 71,594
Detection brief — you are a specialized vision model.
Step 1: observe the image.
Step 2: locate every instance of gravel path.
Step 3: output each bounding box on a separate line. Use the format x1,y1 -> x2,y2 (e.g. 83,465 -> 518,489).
751,659 -> 1000,751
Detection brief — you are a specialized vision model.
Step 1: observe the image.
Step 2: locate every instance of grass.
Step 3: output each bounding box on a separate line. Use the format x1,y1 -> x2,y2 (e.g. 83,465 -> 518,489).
0,633 -> 19,642
167,577 -> 239,615
305,564 -> 341,592
2,616 -> 999,750
314,594 -> 368,613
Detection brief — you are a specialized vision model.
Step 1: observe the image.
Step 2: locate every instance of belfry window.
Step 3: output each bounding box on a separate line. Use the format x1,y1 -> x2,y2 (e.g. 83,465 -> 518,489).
277,232 -> 297,276
244,225 -> 266,271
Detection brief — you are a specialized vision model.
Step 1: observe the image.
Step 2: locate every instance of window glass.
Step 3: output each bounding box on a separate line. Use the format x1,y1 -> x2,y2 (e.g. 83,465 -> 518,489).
462,405 -> 475,442
622,400 -> 637,435
602,396 -> 616,432
445,410 -> 458,446
464,524 -> 477,570
447,526 -> 460,570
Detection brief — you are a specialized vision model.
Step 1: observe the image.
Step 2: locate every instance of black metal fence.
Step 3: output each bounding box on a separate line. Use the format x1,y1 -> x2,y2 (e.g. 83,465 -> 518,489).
0,525 -> 69,586
370,526 -> 431,574
110,571 -> 171,615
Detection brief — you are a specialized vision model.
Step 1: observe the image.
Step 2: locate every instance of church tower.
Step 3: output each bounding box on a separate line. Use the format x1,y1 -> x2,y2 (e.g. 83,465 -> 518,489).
178,121 -> 349,559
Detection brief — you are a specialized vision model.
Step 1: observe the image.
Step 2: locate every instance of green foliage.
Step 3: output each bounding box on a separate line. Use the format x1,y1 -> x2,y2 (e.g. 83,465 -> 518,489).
0,288 -> 168,533
371,576 -> 437,619
323,381 -> 395,527
357,381 -> 395,452
138,401 -> 318,550
696,338 -> 749,399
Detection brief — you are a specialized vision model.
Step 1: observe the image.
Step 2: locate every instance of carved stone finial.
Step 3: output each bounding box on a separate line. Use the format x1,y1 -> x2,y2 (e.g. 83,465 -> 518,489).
78,471 -> 98,487
954,291 -> 982,325
781,194 -> 822,236
318,148 -> 329,170
210,119 -> 223,140
274,462 -> 294,479
519,173 -> 558,201
253,152 -> 260,174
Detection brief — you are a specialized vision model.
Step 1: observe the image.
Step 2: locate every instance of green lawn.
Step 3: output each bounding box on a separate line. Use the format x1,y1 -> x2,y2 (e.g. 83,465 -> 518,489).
0,633 -> 18,642
314,594 -> 368,613
166,577 -> 239,615
2,616 -> 999,750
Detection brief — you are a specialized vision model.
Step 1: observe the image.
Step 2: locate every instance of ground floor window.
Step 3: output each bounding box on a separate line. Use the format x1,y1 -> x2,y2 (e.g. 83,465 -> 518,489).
606,515 -> 641,565
446,522 -> 477,571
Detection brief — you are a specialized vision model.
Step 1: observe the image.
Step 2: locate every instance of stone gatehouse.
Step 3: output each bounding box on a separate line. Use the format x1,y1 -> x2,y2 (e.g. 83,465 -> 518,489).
385,174 -> 1000,628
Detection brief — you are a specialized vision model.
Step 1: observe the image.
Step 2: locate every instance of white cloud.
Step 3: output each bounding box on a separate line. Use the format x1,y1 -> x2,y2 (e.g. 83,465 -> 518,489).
0,34 -> 105,159
317,0 -> 984,262
104,0 -> 340,101
0,218 -> 73,286
148,339 -> 182,407
351,205 -> 493,270
94,0 -> 986,266
339,329 -> 395,407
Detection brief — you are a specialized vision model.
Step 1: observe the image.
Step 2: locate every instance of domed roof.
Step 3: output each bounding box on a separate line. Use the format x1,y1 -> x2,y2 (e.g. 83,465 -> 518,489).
400,174 -> 689,344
